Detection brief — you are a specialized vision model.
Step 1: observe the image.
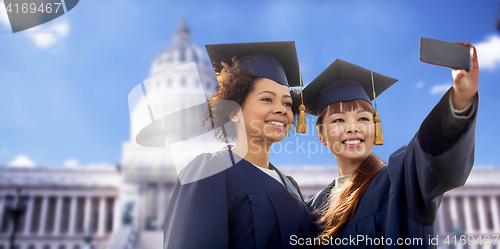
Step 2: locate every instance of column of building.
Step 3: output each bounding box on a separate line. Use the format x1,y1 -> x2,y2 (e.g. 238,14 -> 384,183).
53,195 -> 63,235
38,194 -> 48,236
141,184 -> 148,230
156,184 -> 166,230
462,196 -> 474,235
490,195 -> 500,233
83,195 -> 92,234
98,196 -> 106,236
23,195 -> 34,235
449,196 -> 460,232
476,196 -> 488,234
68,196 -> 77,236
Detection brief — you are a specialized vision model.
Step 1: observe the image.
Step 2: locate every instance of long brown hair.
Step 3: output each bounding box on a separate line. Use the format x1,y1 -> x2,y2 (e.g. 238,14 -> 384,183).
315,99 -> 386,238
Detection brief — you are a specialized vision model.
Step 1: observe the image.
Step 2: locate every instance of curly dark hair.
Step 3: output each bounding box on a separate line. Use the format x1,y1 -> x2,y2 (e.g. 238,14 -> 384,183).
204,56 -> 303,143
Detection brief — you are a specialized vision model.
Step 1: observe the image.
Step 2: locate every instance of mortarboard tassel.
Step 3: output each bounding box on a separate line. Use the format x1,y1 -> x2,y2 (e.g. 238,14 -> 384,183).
297,104 -> 307,133
374,112 -> 384,145
296,64 -> 307,133
371,71 -> 384,145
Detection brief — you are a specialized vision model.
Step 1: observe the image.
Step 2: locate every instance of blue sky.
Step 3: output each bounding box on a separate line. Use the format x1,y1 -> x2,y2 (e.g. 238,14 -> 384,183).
0,0 -> 499,167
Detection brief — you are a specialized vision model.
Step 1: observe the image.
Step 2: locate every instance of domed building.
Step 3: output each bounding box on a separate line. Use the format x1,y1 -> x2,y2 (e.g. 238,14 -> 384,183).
149,19 -> 216,83
118,19 -> 220,249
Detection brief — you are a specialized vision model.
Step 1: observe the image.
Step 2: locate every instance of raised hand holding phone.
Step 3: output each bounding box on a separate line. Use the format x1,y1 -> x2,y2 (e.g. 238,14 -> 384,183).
419,38 -> 472,70
419,38 -> 478,110
451,42 -> 479,110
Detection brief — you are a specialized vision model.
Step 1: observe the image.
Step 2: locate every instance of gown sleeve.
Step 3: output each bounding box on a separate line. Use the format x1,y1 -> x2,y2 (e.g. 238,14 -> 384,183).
388,88 -> 479,225
163,153 -> 230,249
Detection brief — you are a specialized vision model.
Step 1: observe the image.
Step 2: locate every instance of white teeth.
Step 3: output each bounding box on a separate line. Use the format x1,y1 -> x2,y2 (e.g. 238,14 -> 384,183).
344,140 -> 361,145
266,121 -> 285,127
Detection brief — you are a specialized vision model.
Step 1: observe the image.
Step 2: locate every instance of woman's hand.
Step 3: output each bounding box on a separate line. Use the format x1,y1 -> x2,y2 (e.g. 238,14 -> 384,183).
451,42 -> 479,110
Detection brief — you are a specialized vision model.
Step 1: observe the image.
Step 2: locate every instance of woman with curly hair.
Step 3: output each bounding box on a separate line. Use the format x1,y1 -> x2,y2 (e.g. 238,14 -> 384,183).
304,43 -> 478,248
163,42 -> 314,249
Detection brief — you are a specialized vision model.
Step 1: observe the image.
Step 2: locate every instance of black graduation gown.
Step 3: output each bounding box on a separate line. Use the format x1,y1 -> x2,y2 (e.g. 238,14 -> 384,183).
306,89 -> 478,248
163,149 -> 315,249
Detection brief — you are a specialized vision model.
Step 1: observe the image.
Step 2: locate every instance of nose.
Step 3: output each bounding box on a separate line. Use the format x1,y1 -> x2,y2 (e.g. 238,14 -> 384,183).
273,102 -> 288,115
345,120 -> 360,134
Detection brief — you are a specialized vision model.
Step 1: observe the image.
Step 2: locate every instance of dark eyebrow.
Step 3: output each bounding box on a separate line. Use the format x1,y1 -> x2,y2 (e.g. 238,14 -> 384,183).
331,110 -> 368,115
257,91 -> 292,99
257,91 -> 276,96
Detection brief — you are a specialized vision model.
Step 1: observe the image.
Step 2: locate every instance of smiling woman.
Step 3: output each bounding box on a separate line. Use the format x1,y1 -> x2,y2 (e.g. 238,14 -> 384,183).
237,78 -> 295,145
204,58 -> 301,144
163,41 -> 315,249
304,47 -> 479,248
316,99 -> 376,168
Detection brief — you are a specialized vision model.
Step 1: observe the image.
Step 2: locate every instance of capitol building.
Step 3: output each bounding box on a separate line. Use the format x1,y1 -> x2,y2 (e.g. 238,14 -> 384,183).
0,20 -> 499,249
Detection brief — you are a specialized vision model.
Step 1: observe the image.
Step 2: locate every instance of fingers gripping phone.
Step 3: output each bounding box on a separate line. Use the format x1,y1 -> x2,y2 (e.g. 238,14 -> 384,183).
419,38 -> 472,71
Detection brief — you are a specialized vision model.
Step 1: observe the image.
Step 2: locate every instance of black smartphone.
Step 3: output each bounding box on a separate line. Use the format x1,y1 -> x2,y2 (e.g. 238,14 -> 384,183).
419,38 -> 472,71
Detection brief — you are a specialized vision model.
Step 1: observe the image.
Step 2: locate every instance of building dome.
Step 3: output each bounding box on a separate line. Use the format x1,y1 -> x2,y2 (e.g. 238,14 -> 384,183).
128,19 -> 219,142
122,19 -> 221,184
149,19 -> 213,79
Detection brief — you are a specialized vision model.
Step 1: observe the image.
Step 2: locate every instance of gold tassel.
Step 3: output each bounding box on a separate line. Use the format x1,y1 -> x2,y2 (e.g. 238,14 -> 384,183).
371,71 -> 383,145
296,104 -> 307,133
296,61 -> 307,134
374,112 -> 384,145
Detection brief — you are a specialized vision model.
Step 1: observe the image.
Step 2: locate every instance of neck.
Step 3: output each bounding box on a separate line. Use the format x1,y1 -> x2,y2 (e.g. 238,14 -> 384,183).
335,157 -> 365,176
232,138 -> 272,169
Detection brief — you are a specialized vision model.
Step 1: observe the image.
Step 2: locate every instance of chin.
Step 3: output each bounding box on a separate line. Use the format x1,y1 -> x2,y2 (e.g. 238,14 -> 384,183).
262,135 -> 285,144
346,154 -> 369,161
332,149 -> 370,161
263,129 -> 288,139
345,152 -> 372,161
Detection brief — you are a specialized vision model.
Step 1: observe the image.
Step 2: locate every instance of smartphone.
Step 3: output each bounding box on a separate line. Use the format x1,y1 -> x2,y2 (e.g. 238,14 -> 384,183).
419,38 -> 471,71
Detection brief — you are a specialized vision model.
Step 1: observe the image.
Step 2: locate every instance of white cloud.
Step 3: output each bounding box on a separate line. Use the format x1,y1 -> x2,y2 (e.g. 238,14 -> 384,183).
416,81 -> 424,89
63,159 -> 78,167
7,155 -> 36,168
0,0 -> 10,27
26,18 -> 70,48
53,19 -> 70,36
430,83 -> 452,95
475,34 -> 500,71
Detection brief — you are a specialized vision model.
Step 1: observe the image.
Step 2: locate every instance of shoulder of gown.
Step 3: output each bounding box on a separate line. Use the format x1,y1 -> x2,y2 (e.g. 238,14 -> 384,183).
163,150 -> 232,249
164,150 -> 316,249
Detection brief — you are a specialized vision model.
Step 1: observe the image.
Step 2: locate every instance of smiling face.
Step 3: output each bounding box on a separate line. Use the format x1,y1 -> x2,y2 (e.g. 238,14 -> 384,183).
317,100 -> 375,164
236,78 -> 294,145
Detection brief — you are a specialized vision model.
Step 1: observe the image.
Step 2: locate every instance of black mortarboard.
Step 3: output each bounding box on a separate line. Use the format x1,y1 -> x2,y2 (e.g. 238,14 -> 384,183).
303,59 -> 398,115
205,41 -> 301,87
